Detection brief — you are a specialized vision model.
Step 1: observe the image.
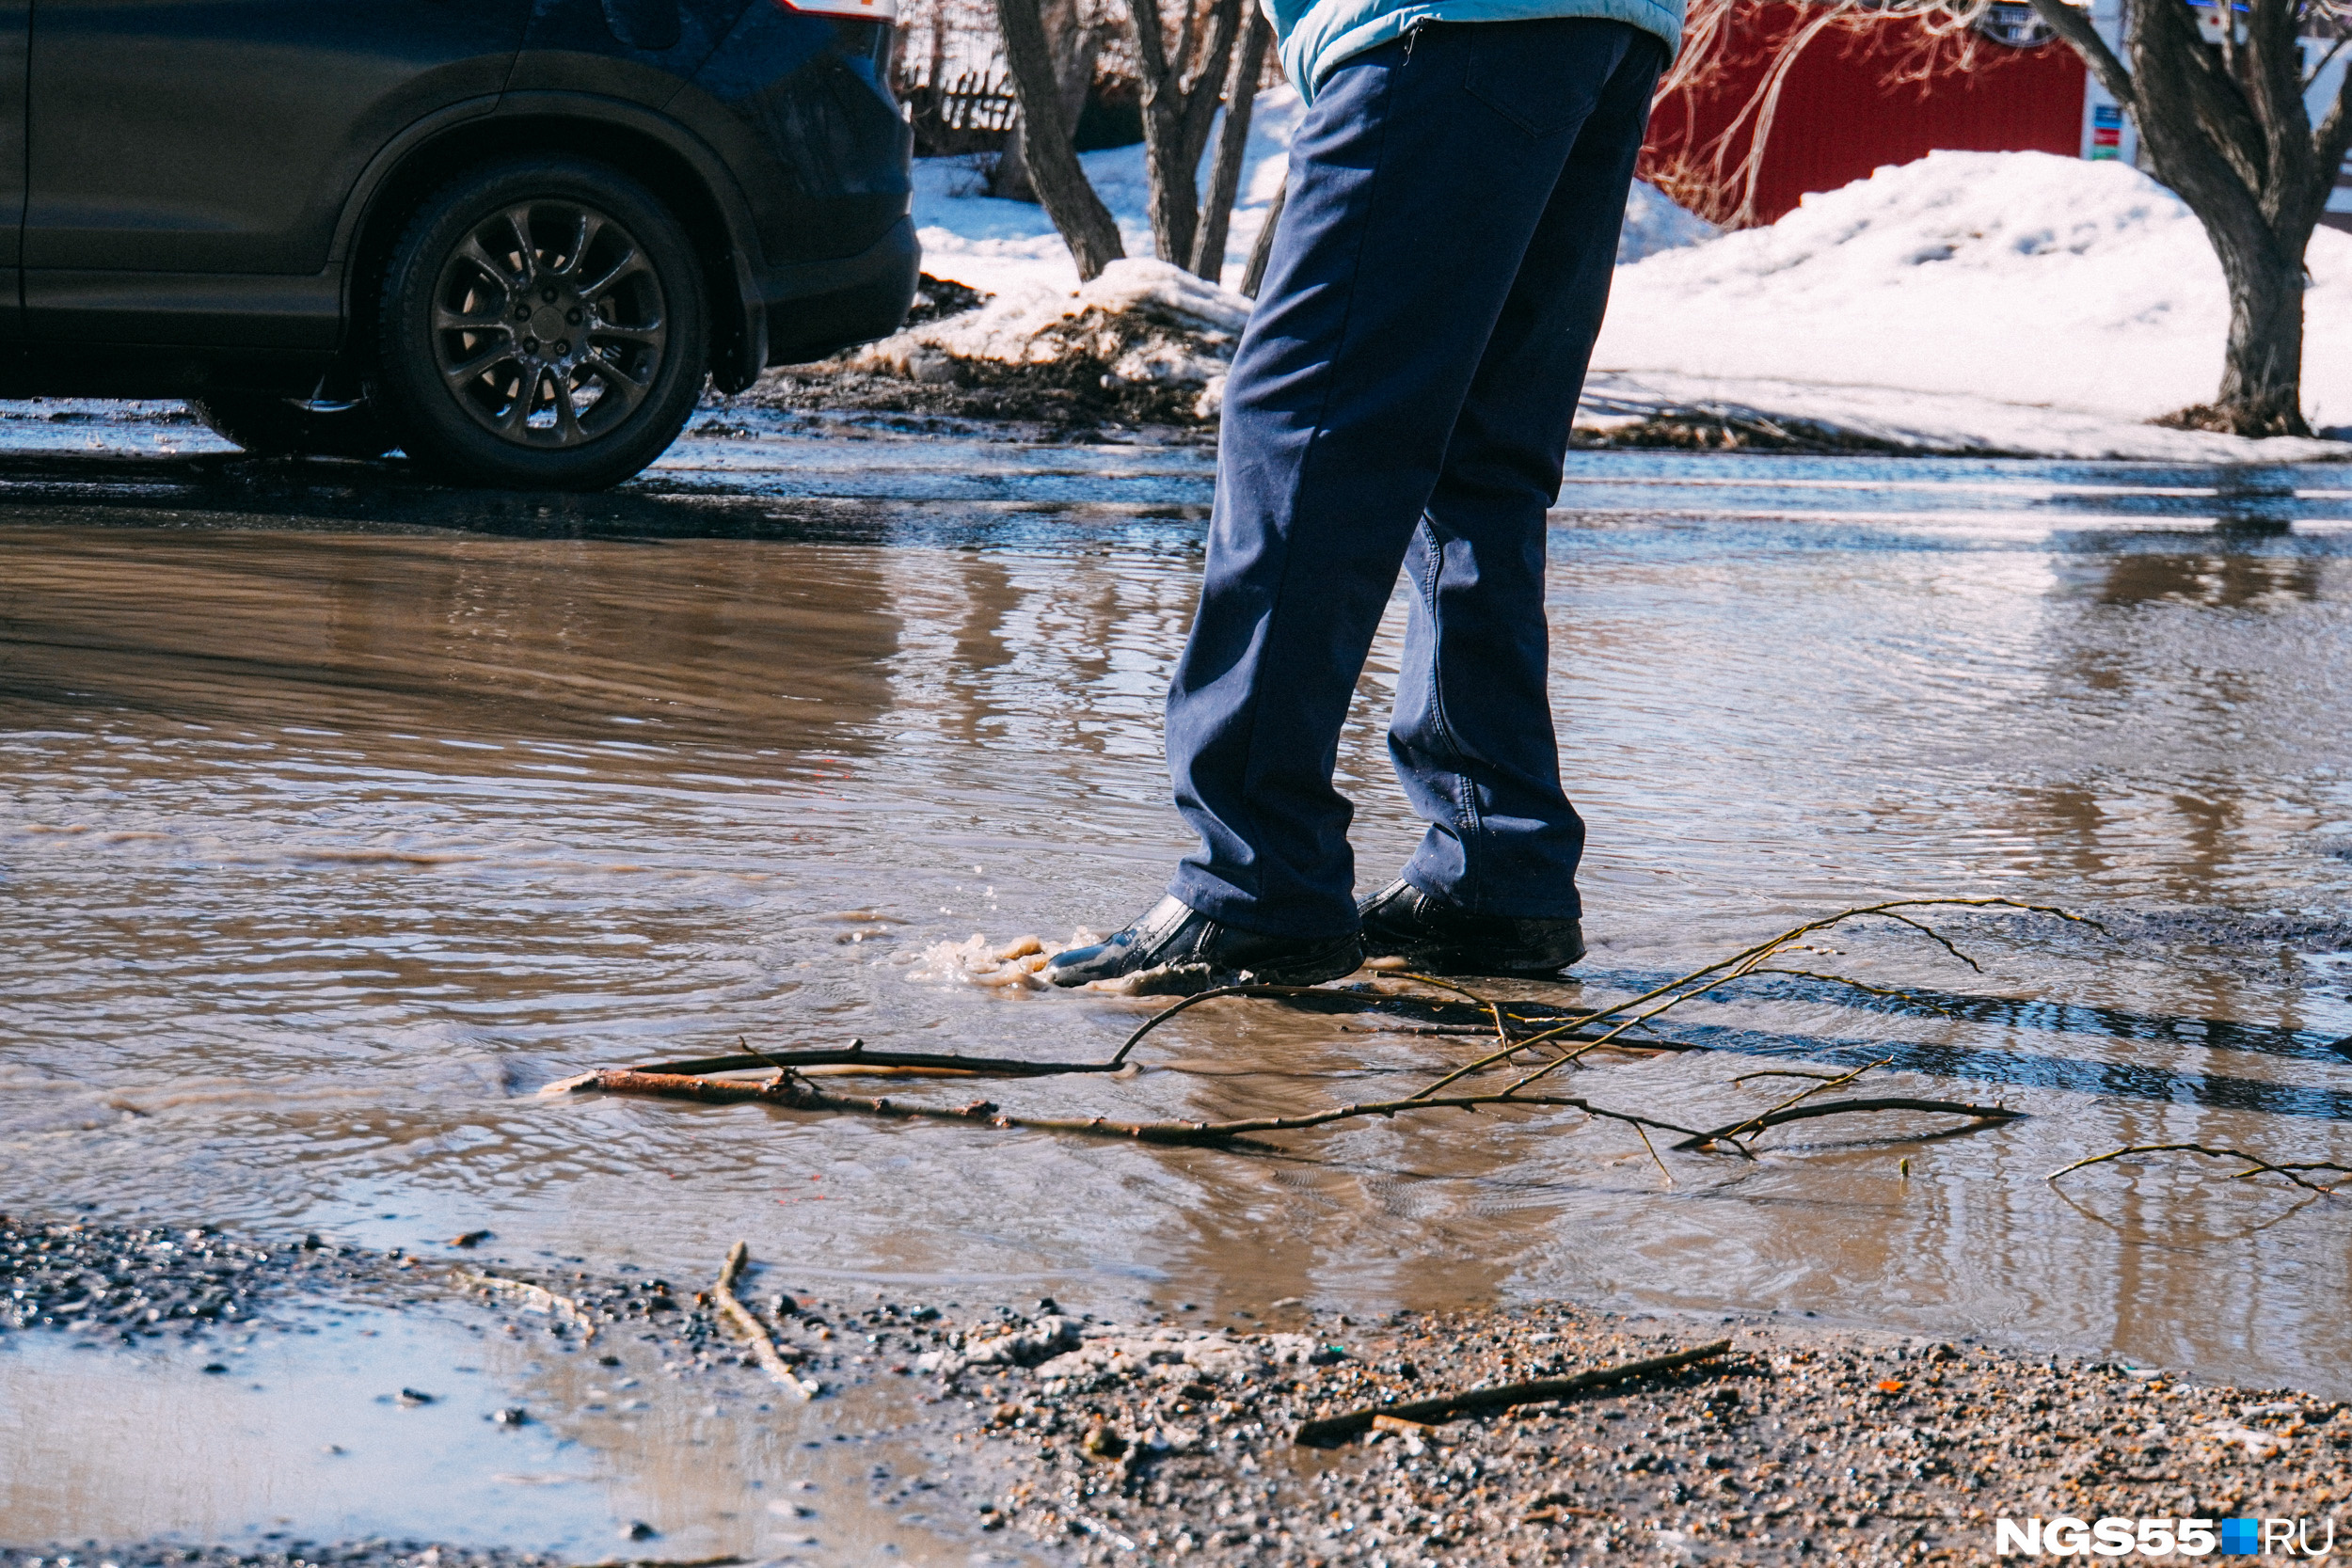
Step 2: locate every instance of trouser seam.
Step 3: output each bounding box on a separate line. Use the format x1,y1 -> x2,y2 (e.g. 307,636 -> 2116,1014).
1222,45 -> 1401,920
1413,515 -> 1485,911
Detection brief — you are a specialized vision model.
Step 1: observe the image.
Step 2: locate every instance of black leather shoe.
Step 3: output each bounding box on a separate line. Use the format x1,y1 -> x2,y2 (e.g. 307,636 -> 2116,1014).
1356,879 -> 1585,977
1045,895 -> 1363,994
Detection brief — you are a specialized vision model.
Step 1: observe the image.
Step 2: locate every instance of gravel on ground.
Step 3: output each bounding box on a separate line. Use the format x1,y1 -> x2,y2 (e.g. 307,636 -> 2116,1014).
10,1215 -> 2348,1565
934,1300 -> 2351,1564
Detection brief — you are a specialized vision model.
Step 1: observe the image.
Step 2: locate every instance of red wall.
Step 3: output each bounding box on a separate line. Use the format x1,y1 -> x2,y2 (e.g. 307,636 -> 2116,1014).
1642,8 -> 2089,225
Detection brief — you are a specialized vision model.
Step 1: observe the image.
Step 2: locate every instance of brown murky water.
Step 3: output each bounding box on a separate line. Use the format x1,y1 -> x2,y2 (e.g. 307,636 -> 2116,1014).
4,410 -> 2351,1544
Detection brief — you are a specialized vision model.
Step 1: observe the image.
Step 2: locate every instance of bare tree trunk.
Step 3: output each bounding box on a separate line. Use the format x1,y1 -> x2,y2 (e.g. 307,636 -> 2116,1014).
995,0 -> 1125,279
1238,169 -> 1284,299
2026,0 -> 2352,435
1128,0 -> 1246,265
2210,232 -> 2309,434
991,0 -> 1098,202
1187,8 -> 1270,281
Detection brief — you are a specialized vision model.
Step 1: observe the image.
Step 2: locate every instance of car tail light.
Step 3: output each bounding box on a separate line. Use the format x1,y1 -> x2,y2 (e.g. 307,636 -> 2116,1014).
776,0 -> 898,19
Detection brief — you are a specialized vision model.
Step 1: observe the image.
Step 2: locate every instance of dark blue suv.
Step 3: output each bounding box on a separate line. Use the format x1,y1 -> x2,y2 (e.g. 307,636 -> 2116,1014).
0,0 -> 917,487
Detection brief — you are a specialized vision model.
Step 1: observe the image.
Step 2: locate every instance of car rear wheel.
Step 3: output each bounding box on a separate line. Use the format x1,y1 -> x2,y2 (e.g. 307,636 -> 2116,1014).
188,393 -> 398,460
370,157 -> 707,491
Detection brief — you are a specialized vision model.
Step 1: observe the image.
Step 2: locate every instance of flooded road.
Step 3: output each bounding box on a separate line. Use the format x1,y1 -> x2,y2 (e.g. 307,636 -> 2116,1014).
5,406 -> 2351,1544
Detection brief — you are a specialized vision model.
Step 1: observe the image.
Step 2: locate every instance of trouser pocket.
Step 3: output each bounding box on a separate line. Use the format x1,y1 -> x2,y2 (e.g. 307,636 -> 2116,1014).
1464,18 -> 1619,137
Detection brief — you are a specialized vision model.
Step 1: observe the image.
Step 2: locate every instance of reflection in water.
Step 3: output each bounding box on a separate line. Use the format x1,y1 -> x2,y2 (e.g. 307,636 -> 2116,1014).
3,440 -> 2351,1519
2093,546 -> 2324,609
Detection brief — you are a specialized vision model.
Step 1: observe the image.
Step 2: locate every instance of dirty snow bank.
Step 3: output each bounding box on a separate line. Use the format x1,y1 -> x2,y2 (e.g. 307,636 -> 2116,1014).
879,137 -> 2351,457
1576,371 -> 2352,462
843,258 -> 1249,420
1595,149 -> 2352,440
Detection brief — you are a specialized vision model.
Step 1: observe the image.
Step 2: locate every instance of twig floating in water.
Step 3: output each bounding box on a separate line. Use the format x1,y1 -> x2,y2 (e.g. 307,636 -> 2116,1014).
1293,1339 -> 1734,1447
2046,1142 -> 2352,1195
559,1067 -> 1713,1148
1671,1096 -> 2022,1152
1683,1056 -> 1892,1149
710,1241 -> 815,1398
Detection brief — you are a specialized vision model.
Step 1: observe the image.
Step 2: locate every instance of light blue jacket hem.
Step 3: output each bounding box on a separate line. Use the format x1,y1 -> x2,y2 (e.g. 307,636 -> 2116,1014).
1272,0 -> 1684,106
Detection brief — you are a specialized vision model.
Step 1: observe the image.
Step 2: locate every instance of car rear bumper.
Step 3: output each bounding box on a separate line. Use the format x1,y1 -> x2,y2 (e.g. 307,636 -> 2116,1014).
754,213 -> 920,370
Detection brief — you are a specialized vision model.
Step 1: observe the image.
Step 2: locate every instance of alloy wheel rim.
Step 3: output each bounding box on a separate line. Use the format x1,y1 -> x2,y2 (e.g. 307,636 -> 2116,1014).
430,200 -> 667,449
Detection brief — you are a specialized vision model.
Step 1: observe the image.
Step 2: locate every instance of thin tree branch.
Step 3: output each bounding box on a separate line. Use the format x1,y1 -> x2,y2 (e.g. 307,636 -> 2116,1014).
1670,1097 -> 2023,1152
1676,1057 -> 1891,1149
2048,1142 -> 2352,1195
2026,0 -> 2135,110
560,1067 -> 1716,1148
1188,5 -> 1269,280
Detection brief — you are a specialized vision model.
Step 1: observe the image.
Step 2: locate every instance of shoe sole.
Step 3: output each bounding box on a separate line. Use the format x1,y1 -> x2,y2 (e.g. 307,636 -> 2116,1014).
1361,942 -> 1585,979
1227,939 -> 1364,989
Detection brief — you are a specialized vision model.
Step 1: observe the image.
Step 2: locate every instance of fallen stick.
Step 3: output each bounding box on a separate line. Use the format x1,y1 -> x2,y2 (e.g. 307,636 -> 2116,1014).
1680,1056 -> 1893,1149
570,1040 -> 1133,1084
2047,1142 -> 2352,1195
559,1068 -> 1711,1148
1293,1339 -> 1734,1447
454,1270 -> 597,1342
709,1241 -> 815,1398
1418,896 -> 2098,1103
534,996 -> 1643,1090
1109,982 -> 1651,1067
1671,1096 -> 2022,1151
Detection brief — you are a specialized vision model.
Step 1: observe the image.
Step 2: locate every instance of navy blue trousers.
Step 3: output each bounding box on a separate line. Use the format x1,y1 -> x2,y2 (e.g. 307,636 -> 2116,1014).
1165,17 -> 1662,939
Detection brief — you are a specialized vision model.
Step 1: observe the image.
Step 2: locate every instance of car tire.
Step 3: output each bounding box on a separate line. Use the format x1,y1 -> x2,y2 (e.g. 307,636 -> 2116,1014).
369,156 -> 708,491
188,393 -> 398,460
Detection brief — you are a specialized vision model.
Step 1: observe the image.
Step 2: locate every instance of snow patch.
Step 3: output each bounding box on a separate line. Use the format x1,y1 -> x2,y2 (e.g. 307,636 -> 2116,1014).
1596,149 -> 2352,432
911,86 -> 1713,296
1577,371 -> 2352,462
846,258 -> 1249,409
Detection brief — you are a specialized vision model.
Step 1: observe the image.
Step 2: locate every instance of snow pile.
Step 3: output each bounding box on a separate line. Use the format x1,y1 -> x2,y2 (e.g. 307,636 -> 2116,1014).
844,258 -> 1250,416
1619,179 -> 1720,262
1596,149 -> 2352,434
895,114 -> 2349,454
1573,371 -> 2352,461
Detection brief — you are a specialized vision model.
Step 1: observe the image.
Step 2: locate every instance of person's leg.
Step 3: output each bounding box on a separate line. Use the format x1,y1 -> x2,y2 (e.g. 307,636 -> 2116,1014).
1382,29 -> 1664,929
1162,19 -> 1650,941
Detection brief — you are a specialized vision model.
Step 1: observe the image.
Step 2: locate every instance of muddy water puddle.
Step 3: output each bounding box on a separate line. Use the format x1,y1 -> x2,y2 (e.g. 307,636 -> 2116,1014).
1,1288 -> 1016,1560
4,413 -> 2352,1544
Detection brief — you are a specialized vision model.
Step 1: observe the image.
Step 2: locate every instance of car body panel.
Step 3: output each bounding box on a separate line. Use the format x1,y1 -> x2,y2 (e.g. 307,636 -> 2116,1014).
24,0 -> 530,275
507,0 -> 754,100
684,4 -> 910,264
0,0 -> 914,390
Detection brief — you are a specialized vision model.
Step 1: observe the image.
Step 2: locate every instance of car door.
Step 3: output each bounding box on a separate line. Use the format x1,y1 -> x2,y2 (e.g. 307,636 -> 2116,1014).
23,0 -> 530,347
